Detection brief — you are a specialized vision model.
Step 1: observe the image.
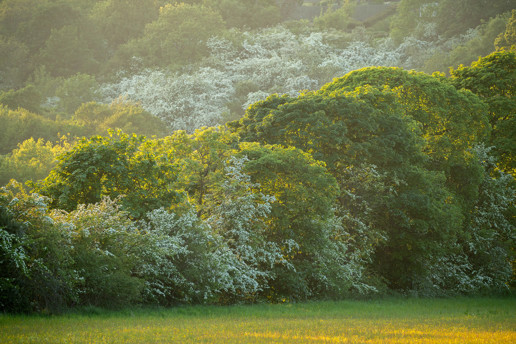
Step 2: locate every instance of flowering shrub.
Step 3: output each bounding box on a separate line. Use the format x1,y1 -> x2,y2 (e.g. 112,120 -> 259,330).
206,156 -> 284,300
0,181 -> 78,313
101,68 -> 234,132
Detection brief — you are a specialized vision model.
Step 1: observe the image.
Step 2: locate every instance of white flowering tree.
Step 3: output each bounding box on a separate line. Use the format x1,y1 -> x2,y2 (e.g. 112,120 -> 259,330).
138,206 -> 237,304
100,67 -> 235,132
205,156 -> 285,301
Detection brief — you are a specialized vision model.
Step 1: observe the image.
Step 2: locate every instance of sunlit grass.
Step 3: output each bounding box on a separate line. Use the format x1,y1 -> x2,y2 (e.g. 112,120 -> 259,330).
1,297 -> 515,343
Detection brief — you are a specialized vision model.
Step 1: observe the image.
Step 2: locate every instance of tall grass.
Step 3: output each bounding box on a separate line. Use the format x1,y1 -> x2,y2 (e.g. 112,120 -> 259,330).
1,297 -> 515,343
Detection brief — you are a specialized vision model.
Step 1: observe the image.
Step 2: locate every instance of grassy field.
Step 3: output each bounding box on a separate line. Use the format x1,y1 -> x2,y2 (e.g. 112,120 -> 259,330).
1,297 -> 515,343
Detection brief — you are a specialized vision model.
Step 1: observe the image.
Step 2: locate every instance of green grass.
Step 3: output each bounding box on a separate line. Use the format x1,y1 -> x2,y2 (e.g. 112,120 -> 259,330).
1,297 -> 515,343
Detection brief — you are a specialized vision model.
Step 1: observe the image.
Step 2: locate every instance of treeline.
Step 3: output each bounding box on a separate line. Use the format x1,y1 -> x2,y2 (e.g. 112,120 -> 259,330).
0,0 -> 515,313
1,48 -> 515,312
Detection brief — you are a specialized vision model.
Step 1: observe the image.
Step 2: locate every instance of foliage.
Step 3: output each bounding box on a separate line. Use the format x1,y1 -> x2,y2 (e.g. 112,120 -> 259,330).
460,146 -> 515,293
36,130 -> 180,219
450,50 -> 516,175
138,206 -> 225,304
237,143 -> 369,299
0,137 -> 71,186
74,100 -> 169,137
53,73 -> 99,115
0,105 -> 77,155
231,71 -> 495,293
313,1 -> 359,31
495,9 -> 516,51
320,67 -> 489,205
90,0 -> 160,47
51,198 -> 144,308
390,0 -> 514,43
0,84 -> 42,114
434,0 -> 514,39
1,0 -> 515,311
36,18 -> 105,78
0,0 -> 82,53
113,3 -> 226,69
205,0 -> 281,29
101,67 -> 235,132
205,156 -> 283,301
0,181 -> 77,313
422,13 -> 510,74
160,127 -> 239,212
0,36 -> 29,90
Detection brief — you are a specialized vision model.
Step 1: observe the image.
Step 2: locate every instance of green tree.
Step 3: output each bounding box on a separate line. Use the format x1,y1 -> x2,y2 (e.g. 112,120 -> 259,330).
0,105 -> 74,155
90,0 -> 160,47
54,73 -> 99,115
389,0 -> 436,43
161,126 -> 239,214
205,0 -> 281,29
0,0 -> 82,53
314,0 -> 359,31
390,0 -> 514,43
237,142 -> 343,299
434,0 -> 514,39
421,12 -> 510,74
51,198 -> 144,308
36,130 -> 180,219
0,84 -> 42,114
0,36 -> 29,90
37,20 -> 105,78
450,50 -> 516,175
319,67 -> 489,204
495,9 -> 516,51
113,3 -> 226,68
98,99 -> 169,137
0,137 -> 70,186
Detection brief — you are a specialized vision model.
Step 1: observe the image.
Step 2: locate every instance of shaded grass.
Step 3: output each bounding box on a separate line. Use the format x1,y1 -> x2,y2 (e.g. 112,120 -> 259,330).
1,297 -> 515,343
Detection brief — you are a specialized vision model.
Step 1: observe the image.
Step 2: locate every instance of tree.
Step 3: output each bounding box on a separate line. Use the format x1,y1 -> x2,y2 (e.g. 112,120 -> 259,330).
100,67 -> 235,132
74,100 -> 169,137
54,73 -> 99,115
140,206 -> 239,305
450,50 -> 516,175
460,145 -> 515,293
319,67 -> 490,204
0,137 -> 70,186
51,197 -> 144,308
0,105 -> 76,155
495,10 -> 516,51
90,0 -> 160,47
236,143 -> 345,299
0,84 -> 42,114
0,0 -> 82,53
205,156 -> 283,302
434,0 -> 514,39
0,36 -> 29,90
390,0 -> 514,43
389,0 -> 437,43
36,130 -> 181,219
114,3 -> 226,68
161,126 -> 239,214
37,20 -> 105,78
205,0 -> 281,29
1,181 -> 77,313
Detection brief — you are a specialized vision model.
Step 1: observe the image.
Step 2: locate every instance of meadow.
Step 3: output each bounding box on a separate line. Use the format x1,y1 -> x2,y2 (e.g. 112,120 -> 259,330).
1,297 -> 515,343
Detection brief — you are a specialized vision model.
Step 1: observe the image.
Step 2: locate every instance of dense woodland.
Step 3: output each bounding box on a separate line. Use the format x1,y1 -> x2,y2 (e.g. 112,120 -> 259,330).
0,0 -> 515,313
